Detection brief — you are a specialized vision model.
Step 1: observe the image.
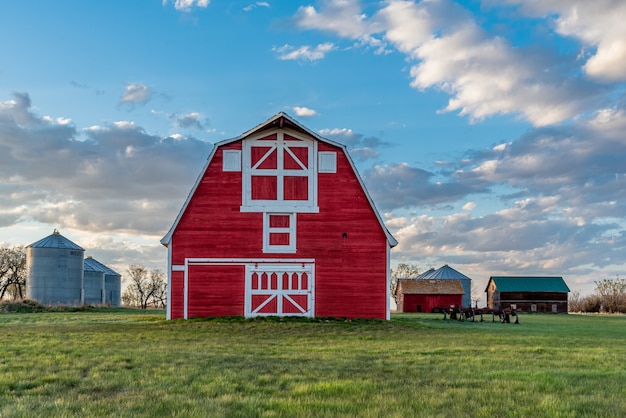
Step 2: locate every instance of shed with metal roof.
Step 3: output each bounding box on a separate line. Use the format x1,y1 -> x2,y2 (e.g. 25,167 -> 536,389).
421,265 -> 472,307
396,278 -> 464,313
485,276 -> 570,313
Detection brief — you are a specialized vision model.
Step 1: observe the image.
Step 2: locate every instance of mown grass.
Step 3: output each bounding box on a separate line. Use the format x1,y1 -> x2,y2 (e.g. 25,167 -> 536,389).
0,310 -> 624,417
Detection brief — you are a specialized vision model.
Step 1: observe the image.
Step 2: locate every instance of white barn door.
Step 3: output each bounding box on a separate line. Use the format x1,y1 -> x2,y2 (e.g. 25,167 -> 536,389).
245,264 -> 314,318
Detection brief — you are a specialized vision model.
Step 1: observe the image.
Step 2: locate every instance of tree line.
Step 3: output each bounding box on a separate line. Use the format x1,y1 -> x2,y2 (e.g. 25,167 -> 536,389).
0,246 -> 166,309
569,277 -> 626,313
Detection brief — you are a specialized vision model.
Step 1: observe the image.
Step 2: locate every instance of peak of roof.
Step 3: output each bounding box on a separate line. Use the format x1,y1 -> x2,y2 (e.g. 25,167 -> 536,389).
421,265 -> 471,280
27,231 -> 84,250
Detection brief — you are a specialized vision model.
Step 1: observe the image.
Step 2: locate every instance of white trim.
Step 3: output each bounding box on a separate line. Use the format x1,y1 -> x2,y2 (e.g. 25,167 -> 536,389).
167,244 -> 173,320
241,128 -> 318,212
245,263 -> 314,318
386,244 -> 391,320
186,258 -> 315,263
263,212 -> 296,253
184,258 -> 189,319
172,265 -> 185,271
222,149 -> 241,172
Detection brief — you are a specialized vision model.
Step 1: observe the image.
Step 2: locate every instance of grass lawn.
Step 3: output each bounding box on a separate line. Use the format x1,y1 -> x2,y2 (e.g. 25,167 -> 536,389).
0,310 -> 624,417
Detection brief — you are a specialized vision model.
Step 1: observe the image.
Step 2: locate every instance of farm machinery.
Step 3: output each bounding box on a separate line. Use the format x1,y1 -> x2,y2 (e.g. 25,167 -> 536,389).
432,306 -> 519,324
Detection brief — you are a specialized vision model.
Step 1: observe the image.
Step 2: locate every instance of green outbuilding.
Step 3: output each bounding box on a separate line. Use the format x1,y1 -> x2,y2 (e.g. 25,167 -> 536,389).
485,276 -> 570,313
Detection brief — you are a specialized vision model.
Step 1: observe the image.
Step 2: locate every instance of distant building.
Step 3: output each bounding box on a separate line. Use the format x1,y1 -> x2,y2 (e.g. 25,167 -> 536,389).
485,276 -> 570,313
420,265 -> 472,307
396,278 -> 464,313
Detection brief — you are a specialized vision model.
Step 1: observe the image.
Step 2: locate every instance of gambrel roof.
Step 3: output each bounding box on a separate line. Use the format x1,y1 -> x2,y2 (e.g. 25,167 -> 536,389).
398,278 -> 465,295
161,112 -> 398,247
486,277 -> 570,293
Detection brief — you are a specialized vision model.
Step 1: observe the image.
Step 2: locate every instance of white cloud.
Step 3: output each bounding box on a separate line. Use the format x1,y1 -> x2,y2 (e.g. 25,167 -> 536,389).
176,112 -> 206,130
119,83 -> 153,106
462,202 -> 476,211
294,0 -> 603,126
243,2 -> 270,12
164,0 -> 210,12
502,0 -> 626,82
273,43 -> 336,61
0,93 -> 209,237
292,106 -> 317,117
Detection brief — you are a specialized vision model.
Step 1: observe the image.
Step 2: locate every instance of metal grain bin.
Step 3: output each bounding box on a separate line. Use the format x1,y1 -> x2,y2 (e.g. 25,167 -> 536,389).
26,230 -> 85,306
82,257 -> 121,307
83,256 -> 106,305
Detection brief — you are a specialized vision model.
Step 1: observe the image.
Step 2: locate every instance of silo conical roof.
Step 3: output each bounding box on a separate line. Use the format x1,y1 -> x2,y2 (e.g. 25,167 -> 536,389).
422,264 -> 471,280
27,229 -> 84,251
83,256 -> 119,276
414,268 -> 435,279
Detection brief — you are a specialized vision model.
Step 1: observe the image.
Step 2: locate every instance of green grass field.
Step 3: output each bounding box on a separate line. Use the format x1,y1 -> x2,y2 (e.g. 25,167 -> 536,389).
1,310 -> 624,417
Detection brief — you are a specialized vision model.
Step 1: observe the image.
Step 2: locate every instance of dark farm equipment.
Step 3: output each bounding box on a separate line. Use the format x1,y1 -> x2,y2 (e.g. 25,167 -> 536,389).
432,306 -> 519,324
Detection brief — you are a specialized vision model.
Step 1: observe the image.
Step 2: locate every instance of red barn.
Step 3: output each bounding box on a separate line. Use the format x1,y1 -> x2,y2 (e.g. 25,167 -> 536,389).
396,279 -> 464,313
161,113 -> 397,320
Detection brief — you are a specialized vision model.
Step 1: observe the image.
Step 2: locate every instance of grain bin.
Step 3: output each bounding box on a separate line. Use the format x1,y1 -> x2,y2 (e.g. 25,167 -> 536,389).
26,229 -> 85,306
83,256 -> 106,305
82,257 -> 121,306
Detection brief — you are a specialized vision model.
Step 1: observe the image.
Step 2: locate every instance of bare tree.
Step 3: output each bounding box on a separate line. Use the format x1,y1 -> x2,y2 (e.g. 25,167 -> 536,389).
122,265 -> 167,309
390,263 -> 421,305
595,276 -> 626,313
0,246 -> 26,300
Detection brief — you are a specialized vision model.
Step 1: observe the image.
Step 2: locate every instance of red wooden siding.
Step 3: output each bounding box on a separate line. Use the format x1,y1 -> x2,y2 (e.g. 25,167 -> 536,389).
187,265 -> 244,317
170,271 -> 184,319
403,294 -> 462,313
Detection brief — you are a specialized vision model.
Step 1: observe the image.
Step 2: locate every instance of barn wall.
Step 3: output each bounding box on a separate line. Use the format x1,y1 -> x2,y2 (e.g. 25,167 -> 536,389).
403,294 -> 462,313
187,265 -> 245,317
170,271 -> 185,319
169,140 -> 389,319
499,292 -> 568,313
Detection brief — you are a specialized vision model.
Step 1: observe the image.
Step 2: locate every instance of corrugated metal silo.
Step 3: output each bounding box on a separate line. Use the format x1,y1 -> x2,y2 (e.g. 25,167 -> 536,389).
26,230 -> 85,306
82,257 -> 121,307
83,256 -> 106,305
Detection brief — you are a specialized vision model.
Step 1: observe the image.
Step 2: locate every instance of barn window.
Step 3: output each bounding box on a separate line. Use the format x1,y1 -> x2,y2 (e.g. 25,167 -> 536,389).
222,150 -> 241,172
241,131 -> 318,212
318,151 -> 337,173
263,213 -> 296,253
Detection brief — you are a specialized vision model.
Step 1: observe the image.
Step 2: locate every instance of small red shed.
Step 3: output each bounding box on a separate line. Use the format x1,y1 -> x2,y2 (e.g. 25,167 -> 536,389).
161,113 -> 397,320
396,279 -> 464,313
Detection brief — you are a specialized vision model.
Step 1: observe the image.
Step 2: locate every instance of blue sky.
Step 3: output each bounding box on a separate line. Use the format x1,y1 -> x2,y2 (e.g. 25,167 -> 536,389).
2,0 -> 626,298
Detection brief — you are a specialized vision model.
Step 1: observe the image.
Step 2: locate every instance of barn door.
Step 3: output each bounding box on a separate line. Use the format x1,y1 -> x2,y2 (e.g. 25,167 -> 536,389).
245,264 -> 314,318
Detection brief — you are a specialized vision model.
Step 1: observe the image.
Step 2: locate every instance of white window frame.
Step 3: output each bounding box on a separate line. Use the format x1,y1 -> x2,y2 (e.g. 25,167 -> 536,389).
263,212 -> 296,253
241,128 -> 318,213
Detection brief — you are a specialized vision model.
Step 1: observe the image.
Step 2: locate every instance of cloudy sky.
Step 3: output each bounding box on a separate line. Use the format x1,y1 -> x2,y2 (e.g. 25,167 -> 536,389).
2,0 -> 625,297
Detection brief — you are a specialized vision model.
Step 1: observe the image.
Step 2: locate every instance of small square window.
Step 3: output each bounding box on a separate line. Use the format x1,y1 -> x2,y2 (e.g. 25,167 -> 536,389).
223,150 -> 241,172
318,151 -> 337,173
